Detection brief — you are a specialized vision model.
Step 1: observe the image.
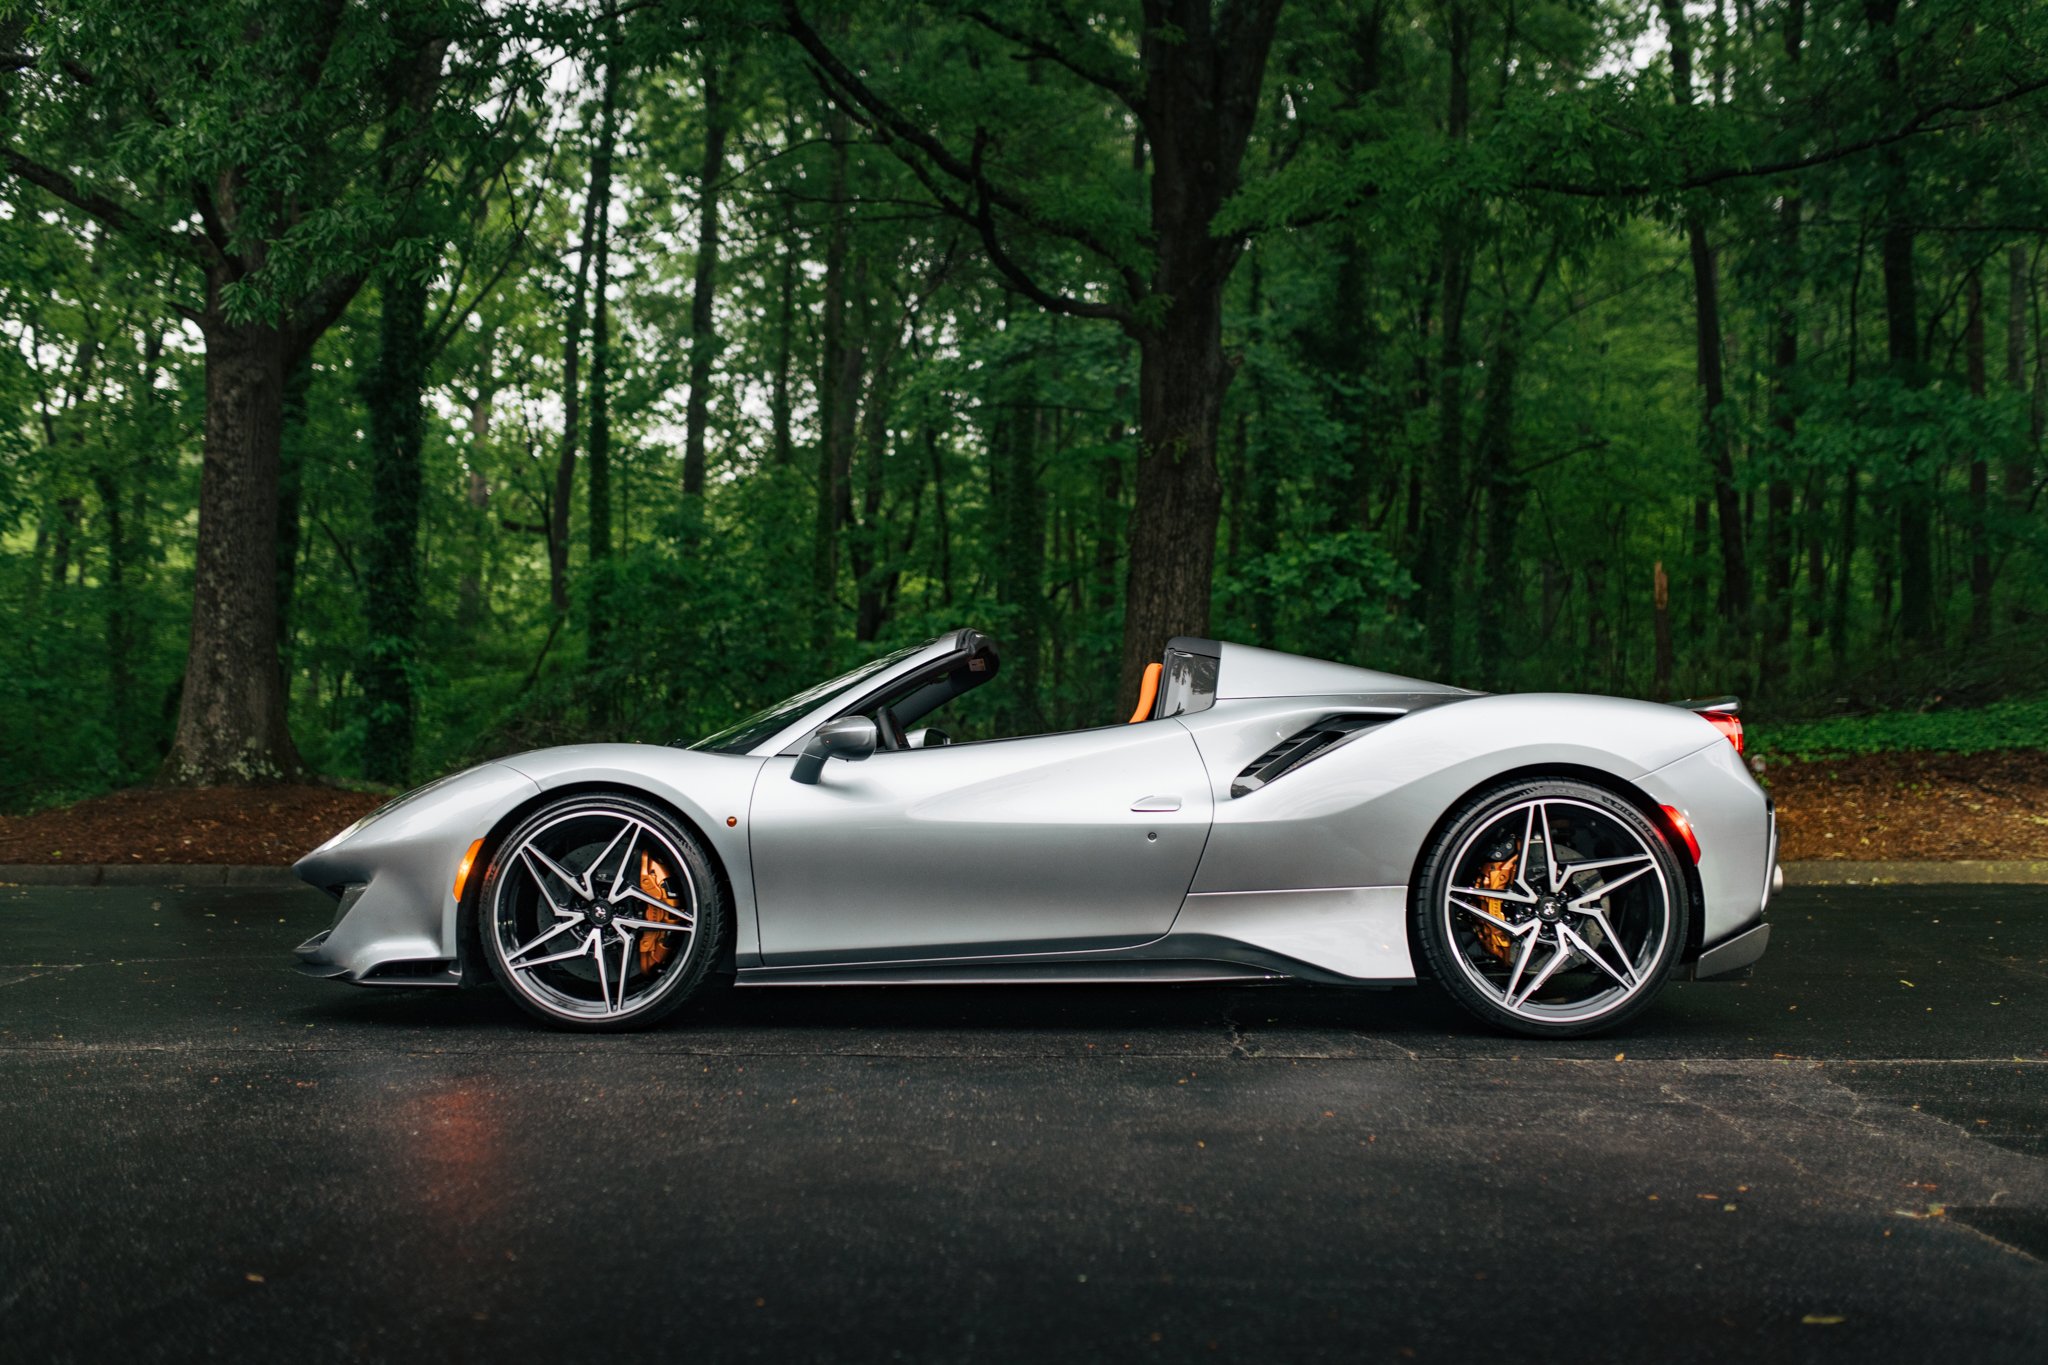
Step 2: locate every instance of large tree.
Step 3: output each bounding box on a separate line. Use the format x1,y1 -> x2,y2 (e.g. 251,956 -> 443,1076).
783,0 -> 1284,698
0,0 -> 515,783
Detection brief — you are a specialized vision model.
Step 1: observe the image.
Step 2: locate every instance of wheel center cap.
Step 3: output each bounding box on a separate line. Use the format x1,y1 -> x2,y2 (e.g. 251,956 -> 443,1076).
1537,897 -> 1563,921
590,904 -> 612,927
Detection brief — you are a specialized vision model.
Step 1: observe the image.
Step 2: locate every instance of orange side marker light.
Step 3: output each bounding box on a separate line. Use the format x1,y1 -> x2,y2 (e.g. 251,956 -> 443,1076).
1659,806 -> 1701,864
452,837 -> 485,901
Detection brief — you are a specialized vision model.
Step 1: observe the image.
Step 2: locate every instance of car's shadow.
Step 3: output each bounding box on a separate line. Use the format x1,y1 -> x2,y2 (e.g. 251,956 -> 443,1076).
287,972 -> 1763,1055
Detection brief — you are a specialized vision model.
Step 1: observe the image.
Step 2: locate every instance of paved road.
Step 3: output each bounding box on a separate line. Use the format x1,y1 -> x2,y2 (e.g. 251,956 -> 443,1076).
1,883 -> 2043,1364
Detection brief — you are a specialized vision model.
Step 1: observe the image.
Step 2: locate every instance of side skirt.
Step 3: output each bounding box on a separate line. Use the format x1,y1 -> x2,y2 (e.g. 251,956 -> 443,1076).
734,933 -> 1416,990
735,959 -> 1287,988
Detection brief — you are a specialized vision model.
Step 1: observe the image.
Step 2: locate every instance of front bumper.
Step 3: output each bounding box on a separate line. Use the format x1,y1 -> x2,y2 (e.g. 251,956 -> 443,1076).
291,762 -> 540,986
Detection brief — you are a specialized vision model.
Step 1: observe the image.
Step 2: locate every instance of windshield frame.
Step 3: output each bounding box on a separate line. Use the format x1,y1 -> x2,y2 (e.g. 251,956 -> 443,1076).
687,640 -> 936,756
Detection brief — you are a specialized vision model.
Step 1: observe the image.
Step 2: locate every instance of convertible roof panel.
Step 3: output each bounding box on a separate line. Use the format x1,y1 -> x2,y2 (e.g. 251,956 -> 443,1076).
1213,641 -> 1471,700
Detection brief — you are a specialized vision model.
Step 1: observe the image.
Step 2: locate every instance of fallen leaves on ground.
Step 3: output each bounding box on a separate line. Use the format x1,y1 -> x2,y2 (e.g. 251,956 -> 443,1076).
1762,749 -> 2048,861
0,785 -> 383,865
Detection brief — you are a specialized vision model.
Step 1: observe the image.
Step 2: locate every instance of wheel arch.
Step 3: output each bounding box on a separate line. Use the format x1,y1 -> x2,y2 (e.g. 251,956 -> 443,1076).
1402,761 -> 1707,978
458,780 -> 740,985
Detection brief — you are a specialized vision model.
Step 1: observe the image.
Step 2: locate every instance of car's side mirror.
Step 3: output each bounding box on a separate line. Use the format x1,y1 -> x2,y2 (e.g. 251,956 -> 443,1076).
906,727 -> 951,749
791,715 -> 879,784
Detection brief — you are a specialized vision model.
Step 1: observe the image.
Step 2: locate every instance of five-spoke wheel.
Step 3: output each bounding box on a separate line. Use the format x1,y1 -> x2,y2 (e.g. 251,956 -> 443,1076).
475,794 -> 724,1031
1413,779 -> 1688,1037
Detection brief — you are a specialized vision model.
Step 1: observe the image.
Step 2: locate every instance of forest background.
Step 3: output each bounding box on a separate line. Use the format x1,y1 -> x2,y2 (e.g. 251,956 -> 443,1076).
1,0 -> 2044,813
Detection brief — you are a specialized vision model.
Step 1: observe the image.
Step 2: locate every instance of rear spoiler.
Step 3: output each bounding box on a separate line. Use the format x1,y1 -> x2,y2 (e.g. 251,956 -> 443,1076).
1672,696 -> 1744,753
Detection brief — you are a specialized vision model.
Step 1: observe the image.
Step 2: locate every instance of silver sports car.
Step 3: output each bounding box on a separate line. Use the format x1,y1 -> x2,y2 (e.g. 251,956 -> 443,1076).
294,631 -> 1777,1037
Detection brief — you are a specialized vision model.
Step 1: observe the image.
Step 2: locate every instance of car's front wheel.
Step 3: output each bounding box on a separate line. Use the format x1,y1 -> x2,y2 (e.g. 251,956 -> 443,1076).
476,793 -> 724,1031
1412,779 -> 1689,1038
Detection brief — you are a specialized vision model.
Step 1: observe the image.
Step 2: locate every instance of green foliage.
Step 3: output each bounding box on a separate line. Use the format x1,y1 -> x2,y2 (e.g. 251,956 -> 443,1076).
1753,699 -> 2048,763
2,0 -> 2047,808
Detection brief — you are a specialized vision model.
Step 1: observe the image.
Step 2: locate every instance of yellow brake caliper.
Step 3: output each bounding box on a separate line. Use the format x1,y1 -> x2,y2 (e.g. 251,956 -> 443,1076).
1471,853 -> 1519,962
636,852 -> 678,973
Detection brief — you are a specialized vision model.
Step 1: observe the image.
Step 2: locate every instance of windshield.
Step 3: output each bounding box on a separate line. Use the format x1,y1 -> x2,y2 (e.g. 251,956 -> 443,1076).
688,643 -> 929,754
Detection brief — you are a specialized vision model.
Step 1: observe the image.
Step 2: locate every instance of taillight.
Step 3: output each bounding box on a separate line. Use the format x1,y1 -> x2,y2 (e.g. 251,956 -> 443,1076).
1660,805 -> 1702,863
1704,712 -> 1743,754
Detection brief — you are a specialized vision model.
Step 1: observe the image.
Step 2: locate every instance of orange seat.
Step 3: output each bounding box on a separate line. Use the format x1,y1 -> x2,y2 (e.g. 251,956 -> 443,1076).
1127,662 -> 1162,724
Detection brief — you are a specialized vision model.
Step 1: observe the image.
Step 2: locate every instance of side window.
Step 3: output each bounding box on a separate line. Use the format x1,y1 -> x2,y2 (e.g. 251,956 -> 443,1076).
1157,642 -> 1220,718
869,643 -> 1003,744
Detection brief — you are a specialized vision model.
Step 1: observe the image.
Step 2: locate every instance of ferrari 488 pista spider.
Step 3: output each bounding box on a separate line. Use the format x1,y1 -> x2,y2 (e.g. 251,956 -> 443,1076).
295,631 -> 1777,1036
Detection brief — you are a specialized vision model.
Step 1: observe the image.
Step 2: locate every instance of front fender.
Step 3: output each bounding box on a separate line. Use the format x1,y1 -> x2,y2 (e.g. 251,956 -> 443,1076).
494,745 -> 767,965
293,761 -> 541,981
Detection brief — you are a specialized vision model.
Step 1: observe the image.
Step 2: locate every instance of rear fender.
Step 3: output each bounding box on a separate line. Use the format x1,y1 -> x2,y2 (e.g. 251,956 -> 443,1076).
1183,692 -> 1727,895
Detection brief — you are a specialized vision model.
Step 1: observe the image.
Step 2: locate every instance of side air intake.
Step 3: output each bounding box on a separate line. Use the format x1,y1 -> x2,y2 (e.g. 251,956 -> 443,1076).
1231,715 -> 1390,798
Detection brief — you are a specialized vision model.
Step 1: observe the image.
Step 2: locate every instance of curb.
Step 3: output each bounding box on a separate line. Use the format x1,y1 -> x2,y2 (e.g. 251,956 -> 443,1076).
5,861 -> 2046,890
1780,860 -> 2048,886
0,864 -> 304,889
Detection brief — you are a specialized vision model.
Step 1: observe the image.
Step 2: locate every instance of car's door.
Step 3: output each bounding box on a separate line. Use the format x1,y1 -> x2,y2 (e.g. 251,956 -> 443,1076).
747,723 -> 1214,964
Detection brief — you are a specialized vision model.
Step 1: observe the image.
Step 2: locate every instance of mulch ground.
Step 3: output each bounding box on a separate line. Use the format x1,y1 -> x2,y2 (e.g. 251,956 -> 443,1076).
0,751 -> 2043,866
1761,748 -> 2048,862
0,785 -> 384,866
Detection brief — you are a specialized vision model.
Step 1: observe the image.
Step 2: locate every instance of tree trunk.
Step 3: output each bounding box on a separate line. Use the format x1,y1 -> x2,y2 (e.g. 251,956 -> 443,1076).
771,158 -> 799,469
1761,2 -> 1802,689
160,317 -> 302,785
682,55 -> 729,498
852,343 -> 895,644
1239,254 -> 1277,646
275,351 -> 313,680
1966,264 -> 1991,643
1652,561 -> 1673,698
1113,0 -> 1281,702
1665,1 -> 1748,645
458,349 -> 495,630
1420,0 -> 1474,677
585,38 -> 621,717
989,345 -> 1044,729
1762,271 -> 1796,688
1473,322 -> 1530,689
587,44 -> 620,563
1094,390 -> 1127,618
1866,0 -> 1931,642
359,270 -> 428,785
1829,464 -> 1857,666
1122,302 -> 1227,697
90,467 -> 133,760
1803,468 -> 1826,652
549,110 -> 605,620
811,116 -> 853,652
2008,247 -> 2032,505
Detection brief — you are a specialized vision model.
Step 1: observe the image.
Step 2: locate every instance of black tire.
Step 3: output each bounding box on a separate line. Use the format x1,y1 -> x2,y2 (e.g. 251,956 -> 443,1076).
1411,778 -> 1689,1039
474,792 -> 726,1032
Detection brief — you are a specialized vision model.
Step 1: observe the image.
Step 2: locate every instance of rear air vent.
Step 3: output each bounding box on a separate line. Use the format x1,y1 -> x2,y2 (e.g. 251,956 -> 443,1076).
1231,715 -> 1389,798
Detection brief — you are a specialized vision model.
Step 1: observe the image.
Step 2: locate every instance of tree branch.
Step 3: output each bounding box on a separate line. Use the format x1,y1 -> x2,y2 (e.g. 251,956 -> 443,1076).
964,8 -> 1138,109
0,145 -> 204,264
1527,72 -> 2048,199
0,51 -> 98,86
425,133 -> 561,359
781,1 -> 1141,292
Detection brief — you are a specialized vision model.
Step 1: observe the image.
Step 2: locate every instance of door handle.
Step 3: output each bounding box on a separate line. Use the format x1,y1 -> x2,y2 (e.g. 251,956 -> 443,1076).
1130,795 -> 1182,812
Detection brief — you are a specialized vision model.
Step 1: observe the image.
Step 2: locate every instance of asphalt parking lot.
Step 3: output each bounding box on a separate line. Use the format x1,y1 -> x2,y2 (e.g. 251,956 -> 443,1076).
0,882 -> 2043,1364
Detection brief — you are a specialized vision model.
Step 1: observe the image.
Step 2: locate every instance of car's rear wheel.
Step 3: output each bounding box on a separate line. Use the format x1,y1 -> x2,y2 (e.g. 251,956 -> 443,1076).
477,793 -> 724,1032
1412,779 -> 1688,1038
